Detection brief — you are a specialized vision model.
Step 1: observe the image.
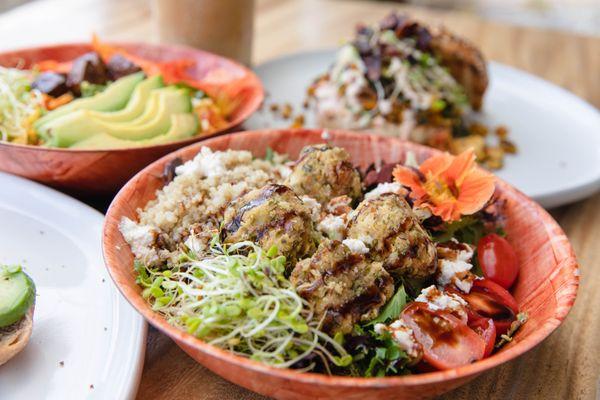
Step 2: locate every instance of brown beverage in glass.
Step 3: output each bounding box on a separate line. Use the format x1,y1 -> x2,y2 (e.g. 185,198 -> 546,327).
152,0 -> 255,66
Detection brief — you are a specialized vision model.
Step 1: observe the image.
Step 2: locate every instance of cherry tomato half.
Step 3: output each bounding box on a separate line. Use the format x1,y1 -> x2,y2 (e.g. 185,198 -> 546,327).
401,302 -> 486,370
469,316 -> 496,357
477,233 -> 519,289
449,279 -> 519,335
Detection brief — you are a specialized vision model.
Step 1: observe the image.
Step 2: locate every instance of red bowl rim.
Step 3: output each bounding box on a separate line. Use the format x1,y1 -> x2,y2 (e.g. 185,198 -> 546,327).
102,128 -> 579,388
0,41 -> 264,153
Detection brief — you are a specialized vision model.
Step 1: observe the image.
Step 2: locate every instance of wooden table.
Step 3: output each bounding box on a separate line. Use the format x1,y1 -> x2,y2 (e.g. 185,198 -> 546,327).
1,0 -> 599,399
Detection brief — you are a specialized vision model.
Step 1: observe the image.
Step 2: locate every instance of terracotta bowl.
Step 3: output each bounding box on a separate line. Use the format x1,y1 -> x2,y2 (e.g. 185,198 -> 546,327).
0,42 -> 263,195
103,129 -> 579,399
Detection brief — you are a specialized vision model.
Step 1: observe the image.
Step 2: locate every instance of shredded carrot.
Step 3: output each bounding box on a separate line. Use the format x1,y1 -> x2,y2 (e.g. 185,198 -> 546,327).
46,93 -> 74,110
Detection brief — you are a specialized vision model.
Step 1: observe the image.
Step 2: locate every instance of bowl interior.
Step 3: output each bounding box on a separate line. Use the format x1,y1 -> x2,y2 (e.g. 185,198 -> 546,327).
103,129 -> 578,397
0,42 -> 264,145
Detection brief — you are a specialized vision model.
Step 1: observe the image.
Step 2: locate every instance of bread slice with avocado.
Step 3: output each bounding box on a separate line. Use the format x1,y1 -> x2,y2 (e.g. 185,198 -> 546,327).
0,265 -> 36,366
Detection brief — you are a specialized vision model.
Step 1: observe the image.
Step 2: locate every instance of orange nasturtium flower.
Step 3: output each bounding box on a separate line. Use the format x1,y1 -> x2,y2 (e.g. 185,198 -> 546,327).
393,149 -> 496,222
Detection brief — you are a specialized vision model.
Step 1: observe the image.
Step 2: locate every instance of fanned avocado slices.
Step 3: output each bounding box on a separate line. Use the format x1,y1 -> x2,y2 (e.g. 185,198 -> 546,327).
35,73 -> 198,148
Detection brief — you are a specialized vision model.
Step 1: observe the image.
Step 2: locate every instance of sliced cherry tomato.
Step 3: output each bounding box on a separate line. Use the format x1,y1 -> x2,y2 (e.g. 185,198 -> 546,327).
449,279 -> 519,335
469,316 -> 496,357
401,302 -> 486,370
477,233 -> 519,289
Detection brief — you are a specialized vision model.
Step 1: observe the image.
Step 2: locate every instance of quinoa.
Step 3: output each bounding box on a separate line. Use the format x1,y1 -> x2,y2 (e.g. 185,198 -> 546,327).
120,147 -> 291,265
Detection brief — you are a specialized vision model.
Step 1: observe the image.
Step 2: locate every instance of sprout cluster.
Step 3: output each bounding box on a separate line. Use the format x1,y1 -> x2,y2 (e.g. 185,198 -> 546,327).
136,238 -> 351,372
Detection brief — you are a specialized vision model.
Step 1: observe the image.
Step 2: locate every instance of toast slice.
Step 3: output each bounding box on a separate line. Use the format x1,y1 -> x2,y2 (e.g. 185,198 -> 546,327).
0,306 -> 34,366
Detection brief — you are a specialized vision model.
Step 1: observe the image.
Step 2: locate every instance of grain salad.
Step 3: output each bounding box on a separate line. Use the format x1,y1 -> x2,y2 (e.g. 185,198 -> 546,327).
119,146 -> 291,265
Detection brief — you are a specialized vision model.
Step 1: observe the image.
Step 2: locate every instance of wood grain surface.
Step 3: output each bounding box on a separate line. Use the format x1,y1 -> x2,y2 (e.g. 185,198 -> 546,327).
0,0 -> 598,399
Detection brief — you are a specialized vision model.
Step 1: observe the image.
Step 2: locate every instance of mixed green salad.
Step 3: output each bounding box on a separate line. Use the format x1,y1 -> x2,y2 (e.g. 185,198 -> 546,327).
0,38 -> 229,149
125,143 -> 527,377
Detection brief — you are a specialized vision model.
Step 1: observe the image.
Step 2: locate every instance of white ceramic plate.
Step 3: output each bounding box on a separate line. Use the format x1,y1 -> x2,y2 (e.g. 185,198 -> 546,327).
0,173 -> 146,400
246,50 -> 600,208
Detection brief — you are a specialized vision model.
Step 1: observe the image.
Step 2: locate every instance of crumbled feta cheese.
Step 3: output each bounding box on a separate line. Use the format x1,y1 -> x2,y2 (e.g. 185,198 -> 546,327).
184,233 -> 205,254
435,240 -> 475,292
175,146 -> 226,178
301,196 -> 322,222
364,182 -> 404,200
416,285 -> 467,316
317,215 -> 346,241
374,320 -> 421,360
342,238 -> 369,255
119,217 -> 158,263
438,259 -> 474,292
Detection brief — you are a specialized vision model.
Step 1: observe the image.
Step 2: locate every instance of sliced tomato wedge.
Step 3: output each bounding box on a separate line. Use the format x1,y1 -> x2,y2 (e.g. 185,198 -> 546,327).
401,302 -> 486,370
469,316 -> 496,357
449,279 -> 519,335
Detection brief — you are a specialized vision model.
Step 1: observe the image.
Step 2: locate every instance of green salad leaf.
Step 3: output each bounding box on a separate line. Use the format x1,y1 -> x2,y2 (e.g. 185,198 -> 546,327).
367,285 -> 407,326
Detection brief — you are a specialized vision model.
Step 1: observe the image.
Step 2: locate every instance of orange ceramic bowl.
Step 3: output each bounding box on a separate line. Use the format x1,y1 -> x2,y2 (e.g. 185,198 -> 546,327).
0,42 -> 263,196
103,129 -> 579,399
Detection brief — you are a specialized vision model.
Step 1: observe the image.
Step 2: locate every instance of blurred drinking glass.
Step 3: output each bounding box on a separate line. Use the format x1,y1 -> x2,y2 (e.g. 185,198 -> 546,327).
152,0 -> 255,66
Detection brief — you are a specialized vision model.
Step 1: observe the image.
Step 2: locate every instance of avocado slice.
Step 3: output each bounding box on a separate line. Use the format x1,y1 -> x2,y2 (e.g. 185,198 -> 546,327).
70,113 -> 199,149
42,88 -> 193,147
123,87 -> 185,126
0,266 -> 35,328
86,75 -> 164,123
35,71 -> 145,130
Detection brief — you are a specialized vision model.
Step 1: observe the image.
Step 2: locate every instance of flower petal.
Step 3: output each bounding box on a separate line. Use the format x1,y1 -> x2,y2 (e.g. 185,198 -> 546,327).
419,152 -> 454,177
455,168 -> 496,215
430,201 -> 458,221
393,165 -> 427,198
441,148 -> 476,186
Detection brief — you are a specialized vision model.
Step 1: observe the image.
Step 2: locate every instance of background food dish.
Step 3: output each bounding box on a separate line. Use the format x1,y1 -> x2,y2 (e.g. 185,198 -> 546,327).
0,42 -> 263,195
246,50 -> 600,209
0,171 -> 146,400
103,129 -> 578,400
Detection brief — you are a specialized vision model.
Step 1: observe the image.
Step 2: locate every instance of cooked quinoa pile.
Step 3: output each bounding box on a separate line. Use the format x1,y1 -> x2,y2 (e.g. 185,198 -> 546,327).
119,147 -> 291,265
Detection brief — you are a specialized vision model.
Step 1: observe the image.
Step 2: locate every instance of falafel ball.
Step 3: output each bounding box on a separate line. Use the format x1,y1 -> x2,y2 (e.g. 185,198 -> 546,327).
285,144 -> 362,205
346,193 -> 437,279
222,184 -> 317,268
290,240 -> 394,334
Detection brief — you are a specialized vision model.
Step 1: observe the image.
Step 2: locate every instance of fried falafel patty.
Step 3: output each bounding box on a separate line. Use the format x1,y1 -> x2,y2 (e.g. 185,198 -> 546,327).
346,193 -> 436,279
284,144 -> 363,205
222,184 -> 317,267
290,240 -> 394,334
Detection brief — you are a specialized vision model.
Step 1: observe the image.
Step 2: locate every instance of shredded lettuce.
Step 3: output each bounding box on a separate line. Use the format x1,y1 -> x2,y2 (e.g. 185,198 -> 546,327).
0,67 -> 43,143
